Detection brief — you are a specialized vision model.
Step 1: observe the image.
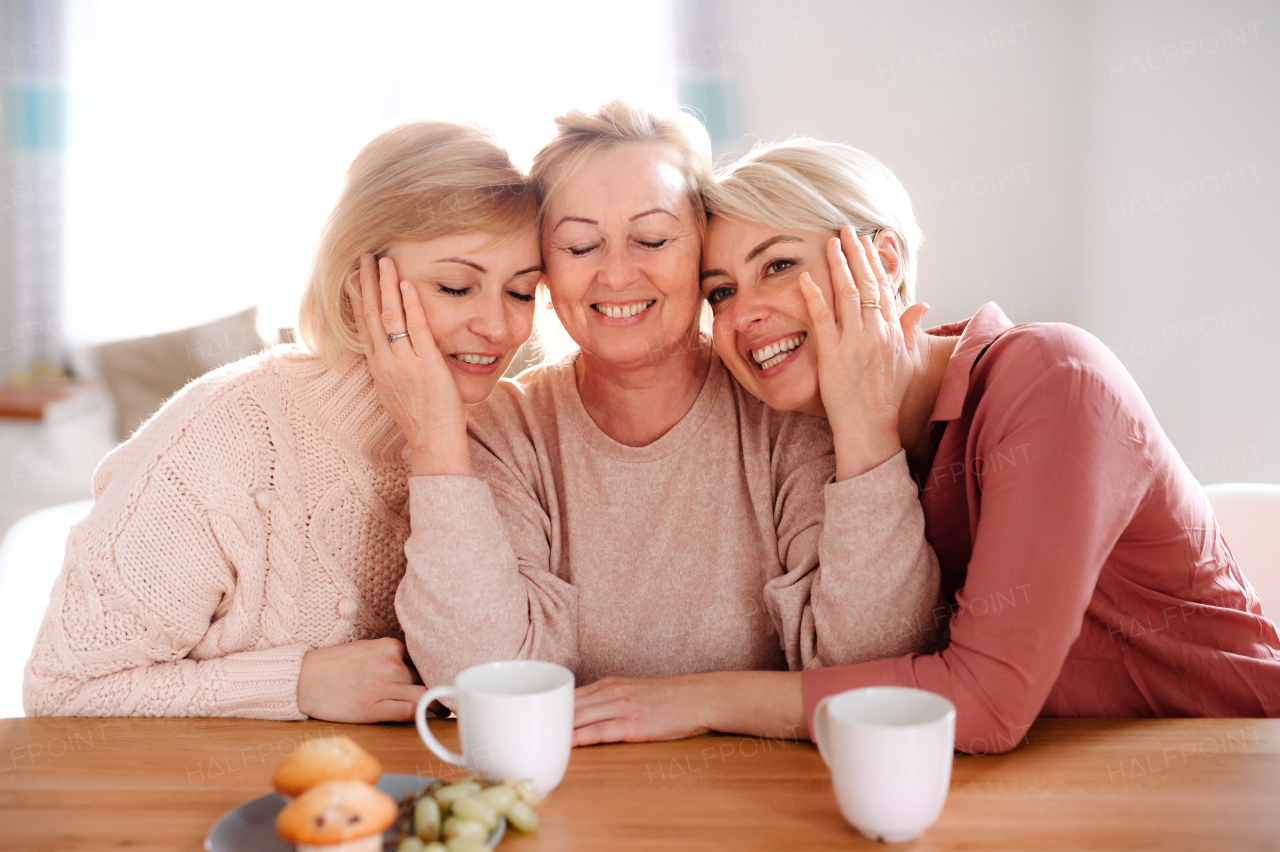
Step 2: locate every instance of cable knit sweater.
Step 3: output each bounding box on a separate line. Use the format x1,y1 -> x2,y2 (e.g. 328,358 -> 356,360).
23,346 -> 412,720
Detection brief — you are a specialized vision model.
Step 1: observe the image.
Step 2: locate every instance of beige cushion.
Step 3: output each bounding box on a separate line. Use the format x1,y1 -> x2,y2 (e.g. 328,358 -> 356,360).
97,307 -> 265,440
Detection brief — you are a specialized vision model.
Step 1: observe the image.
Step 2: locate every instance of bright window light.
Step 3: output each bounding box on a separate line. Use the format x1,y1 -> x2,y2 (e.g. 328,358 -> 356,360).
62,0 -> 676,345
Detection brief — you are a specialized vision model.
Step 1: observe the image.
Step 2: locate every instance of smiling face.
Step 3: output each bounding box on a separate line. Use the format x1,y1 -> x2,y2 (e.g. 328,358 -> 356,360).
383,229 -> 542,403
541,143 -> 703,370
701,215 -> 836,416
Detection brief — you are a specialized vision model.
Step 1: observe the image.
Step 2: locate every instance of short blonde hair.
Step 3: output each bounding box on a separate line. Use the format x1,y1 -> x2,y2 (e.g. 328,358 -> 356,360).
299,121 -> 538,367
530,100 -> 714,236
704,138 -> 923,304
526,102 -> 714,361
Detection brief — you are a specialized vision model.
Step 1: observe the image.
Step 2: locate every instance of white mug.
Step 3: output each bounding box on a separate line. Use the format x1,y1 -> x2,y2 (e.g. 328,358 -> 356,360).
813,686 -> 956,843
415,660 -> 574,795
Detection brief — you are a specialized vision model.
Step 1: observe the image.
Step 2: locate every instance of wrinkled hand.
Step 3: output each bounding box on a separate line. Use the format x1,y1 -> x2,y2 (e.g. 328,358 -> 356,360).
349,253 -> 471,476
297,637 -> 427,723
573,675 -> 711,746
799,227 -> 930,480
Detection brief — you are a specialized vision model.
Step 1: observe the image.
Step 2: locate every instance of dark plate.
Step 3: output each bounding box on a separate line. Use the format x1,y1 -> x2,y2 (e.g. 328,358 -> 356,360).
204,773 -> 505,851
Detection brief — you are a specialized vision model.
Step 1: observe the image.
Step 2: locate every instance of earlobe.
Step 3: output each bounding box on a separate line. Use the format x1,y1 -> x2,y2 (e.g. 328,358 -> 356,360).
873,232 -> 904,290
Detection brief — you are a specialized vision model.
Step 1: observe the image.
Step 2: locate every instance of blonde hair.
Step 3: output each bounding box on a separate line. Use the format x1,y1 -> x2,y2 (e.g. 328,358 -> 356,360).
704,138 -> 923,304
530,99 -> 714,236
527,101 -> 714,361
299,121 -> 539,367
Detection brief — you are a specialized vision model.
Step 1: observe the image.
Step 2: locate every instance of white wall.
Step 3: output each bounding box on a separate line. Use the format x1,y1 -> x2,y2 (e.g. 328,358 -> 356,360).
1077,1 -> 1278,486
710,0 -> 1278,484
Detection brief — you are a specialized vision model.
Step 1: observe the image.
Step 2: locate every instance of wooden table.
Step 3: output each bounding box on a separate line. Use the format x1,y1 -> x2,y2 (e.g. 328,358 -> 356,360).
1,716 -> 1278,850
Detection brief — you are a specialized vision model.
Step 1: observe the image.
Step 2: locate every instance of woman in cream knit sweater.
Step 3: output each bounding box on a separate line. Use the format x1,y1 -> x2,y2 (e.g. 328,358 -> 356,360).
23,121 -> 544,722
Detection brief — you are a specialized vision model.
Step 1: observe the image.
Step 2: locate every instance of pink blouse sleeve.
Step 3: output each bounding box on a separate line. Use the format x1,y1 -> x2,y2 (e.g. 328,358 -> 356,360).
803,355 -> 1153,753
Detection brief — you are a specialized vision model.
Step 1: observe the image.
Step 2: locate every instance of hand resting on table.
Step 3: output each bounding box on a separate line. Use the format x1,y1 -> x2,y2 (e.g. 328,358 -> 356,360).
573,671 -> 808,746
297,637 -> 427,723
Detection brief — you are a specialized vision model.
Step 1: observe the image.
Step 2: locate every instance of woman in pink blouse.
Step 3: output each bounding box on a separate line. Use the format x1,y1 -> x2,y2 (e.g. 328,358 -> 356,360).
574,137 -> 1280,752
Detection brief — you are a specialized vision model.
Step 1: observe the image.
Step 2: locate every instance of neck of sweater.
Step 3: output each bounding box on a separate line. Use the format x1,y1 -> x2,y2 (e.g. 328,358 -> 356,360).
280,350 -> 405,465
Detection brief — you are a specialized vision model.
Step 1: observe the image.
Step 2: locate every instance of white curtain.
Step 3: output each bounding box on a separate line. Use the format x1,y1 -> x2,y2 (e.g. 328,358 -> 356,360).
2,0 -> 64,381
62,0 -> 677,345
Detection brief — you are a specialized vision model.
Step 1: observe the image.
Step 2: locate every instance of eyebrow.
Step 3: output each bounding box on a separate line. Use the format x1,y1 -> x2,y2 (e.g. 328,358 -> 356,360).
428,258 -> 542,278
553,207 -> 679,231
435,257 -> 486,273
699,268 -> 727,283
629,207 -> 677,222
554,216 -> 596,231
745,235 -> 804,262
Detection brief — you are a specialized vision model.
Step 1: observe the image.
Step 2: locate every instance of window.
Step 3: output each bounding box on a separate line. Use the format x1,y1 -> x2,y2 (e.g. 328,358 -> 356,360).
62,0 -> 677,345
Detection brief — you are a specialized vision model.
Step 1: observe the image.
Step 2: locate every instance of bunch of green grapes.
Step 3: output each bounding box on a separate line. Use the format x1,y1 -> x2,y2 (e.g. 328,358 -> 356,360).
392,775 -> 541,852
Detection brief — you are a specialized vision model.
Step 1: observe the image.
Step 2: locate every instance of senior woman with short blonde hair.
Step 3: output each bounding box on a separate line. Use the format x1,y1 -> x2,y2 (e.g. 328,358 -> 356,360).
391,101 -> 942,743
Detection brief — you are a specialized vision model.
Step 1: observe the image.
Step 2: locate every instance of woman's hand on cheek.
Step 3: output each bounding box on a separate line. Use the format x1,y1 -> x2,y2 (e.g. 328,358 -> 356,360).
572,675 -> 712,746
349,253 -> 472,476
297,637 -> 427,723
799,228 -> 921,481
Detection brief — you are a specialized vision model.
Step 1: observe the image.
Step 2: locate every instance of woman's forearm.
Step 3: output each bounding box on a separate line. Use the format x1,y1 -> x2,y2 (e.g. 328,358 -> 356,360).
25,641 -> 310,719
409,425 -> 473,477
700,670 -> 809,740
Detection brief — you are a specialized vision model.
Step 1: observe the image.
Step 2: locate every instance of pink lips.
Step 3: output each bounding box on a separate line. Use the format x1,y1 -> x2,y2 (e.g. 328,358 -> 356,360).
447,353 -> 502,376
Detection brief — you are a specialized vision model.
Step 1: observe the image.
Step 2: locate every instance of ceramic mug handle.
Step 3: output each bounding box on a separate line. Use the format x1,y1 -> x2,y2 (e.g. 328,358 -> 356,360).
415,686 -> 466,767
812,696 -> 833,768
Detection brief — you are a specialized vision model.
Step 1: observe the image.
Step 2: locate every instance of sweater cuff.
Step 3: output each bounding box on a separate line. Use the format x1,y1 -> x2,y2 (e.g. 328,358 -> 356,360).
214,644 -> 309,720
823,449 -> 915,513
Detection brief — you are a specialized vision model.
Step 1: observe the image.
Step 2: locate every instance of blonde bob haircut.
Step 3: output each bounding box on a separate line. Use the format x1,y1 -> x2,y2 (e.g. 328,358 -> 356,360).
704,138 -> 923,305
529,99 -> 714,236
299,121 -> 538,367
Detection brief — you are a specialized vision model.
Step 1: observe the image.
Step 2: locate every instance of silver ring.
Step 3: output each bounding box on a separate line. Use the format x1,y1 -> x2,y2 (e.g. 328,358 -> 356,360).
387,332 -> 409,343
860,300 -> 881,309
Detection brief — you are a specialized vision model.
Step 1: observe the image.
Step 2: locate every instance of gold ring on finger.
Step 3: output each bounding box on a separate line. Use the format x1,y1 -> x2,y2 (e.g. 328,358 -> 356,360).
860,300 -> 881,309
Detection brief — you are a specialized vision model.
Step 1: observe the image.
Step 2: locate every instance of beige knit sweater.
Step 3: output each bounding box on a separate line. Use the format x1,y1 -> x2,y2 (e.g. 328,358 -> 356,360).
396,351 -> 940,688
23,347 -> 413,719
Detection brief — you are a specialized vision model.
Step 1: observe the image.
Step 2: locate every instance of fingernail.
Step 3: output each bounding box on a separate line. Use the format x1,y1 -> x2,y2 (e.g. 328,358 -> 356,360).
379,257 -> 388,270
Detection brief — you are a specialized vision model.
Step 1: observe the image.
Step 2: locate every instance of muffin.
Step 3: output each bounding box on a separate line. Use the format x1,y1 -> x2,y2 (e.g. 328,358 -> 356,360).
272,735 -> 382,797
276,779 -> 397,852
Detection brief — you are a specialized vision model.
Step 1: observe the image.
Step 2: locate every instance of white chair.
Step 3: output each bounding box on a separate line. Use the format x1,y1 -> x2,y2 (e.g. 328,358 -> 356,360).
1203,483 -> 1280,620
0,499 -> 95,718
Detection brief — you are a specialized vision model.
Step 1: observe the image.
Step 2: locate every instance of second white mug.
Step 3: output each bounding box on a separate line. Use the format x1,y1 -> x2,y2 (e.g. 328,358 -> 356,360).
415,660 -> 575,795
813,686 -> 956,843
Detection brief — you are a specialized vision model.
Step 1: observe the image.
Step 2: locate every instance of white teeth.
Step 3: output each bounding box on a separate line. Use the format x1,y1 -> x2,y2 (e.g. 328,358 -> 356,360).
596,300 -> 654,319
759,351 -> 789,370
751,334 -> 805,365
456,354 -> 498,365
